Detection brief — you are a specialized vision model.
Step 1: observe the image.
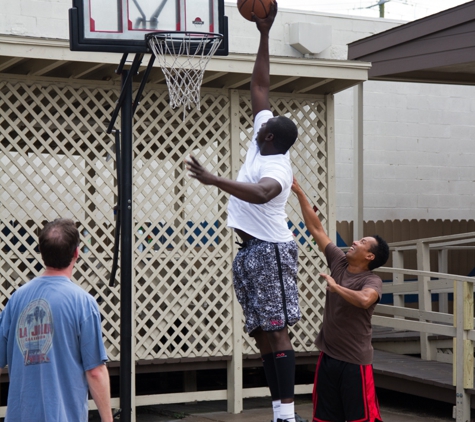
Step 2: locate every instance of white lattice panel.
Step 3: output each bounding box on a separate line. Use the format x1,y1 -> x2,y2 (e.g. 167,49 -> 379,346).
132,90 -> 234,359
1,78 -> 329,365
0,79 -> 121,358
238,94 -> 328,355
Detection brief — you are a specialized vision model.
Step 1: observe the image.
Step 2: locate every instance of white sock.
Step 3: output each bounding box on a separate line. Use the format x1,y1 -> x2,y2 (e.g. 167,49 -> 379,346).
279,402 -> 295,422
272,400 -> 281,422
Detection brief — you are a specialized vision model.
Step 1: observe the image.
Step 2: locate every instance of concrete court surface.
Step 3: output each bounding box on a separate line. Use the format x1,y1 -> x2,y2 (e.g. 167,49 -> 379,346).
102,391 -> 458,422
131,403 -> 454,422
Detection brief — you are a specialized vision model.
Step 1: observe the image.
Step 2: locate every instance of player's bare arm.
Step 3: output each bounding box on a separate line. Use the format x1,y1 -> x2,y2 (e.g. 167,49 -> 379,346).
292,177 -> 331,252
86,364 -> 113,422
250,1 -> 277,118
320,273 -> 379,309
185,155 -> 281,204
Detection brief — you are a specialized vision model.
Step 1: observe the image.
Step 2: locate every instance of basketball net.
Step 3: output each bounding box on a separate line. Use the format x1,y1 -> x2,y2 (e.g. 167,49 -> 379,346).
147,32 -> 223,119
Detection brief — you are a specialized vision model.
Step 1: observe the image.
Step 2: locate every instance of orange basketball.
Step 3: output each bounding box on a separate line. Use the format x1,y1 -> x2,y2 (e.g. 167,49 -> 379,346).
237,0 -> 273,22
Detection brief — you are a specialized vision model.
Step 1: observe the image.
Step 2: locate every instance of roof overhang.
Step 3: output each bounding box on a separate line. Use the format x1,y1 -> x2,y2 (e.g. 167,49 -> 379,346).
0,34 -> 370,96
347,1 -> 475,85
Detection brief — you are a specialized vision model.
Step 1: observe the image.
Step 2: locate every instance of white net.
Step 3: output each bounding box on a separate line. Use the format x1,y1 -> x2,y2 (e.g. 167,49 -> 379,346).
148,32 -> 223,118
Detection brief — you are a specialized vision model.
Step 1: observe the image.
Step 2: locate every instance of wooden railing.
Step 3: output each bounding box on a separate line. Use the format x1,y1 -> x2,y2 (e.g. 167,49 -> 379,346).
374,231 -> 475,422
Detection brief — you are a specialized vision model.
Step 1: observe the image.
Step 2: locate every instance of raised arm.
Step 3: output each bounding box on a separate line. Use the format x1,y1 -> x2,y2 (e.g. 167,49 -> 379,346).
250,1 -> 277,118
291,177 -> 331,252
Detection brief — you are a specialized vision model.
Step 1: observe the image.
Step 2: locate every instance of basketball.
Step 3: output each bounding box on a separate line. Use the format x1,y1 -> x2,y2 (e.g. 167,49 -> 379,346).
237,0 -> 273,22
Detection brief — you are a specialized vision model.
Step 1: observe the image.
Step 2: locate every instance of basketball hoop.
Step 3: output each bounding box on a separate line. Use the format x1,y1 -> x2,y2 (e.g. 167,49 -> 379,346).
146,32 -> 223,118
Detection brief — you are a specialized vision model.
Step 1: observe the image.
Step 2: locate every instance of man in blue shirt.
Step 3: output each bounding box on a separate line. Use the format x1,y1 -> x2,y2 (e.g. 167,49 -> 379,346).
0,218 -> 113,422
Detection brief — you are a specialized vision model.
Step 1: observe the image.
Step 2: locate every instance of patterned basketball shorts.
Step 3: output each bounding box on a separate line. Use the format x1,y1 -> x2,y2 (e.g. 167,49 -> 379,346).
232,238 -> 300,335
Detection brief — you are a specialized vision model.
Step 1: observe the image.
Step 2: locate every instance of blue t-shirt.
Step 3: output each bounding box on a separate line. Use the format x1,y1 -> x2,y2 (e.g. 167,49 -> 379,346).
0,276 -> 108,422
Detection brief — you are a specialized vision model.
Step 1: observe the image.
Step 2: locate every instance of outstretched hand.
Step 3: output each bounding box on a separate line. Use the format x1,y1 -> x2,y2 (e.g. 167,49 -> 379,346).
253,0 -> 277,33
320,273 -> 338,293
291,176 -> 303,195
185,155 -> 218,186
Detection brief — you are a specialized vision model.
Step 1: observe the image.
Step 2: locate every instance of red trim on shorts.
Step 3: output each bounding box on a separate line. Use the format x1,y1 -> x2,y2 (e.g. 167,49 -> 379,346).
349,364 -> 382,422
312,353 -> 382,422
312,353 -> 332,422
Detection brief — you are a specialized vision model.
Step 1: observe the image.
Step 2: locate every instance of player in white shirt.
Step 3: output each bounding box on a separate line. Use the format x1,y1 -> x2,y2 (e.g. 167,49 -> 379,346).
185,3 -> 302,422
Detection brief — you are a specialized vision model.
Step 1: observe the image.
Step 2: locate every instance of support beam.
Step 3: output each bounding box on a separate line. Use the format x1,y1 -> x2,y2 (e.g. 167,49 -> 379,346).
438,249 -> 449,313
417,240 -> 434,361
353,83 -> 364,241
227,90 -> 243,414
392,250 -> 405,310
119,69 -> 134,422
453,280 -> 473,422
295,78 -> 335,94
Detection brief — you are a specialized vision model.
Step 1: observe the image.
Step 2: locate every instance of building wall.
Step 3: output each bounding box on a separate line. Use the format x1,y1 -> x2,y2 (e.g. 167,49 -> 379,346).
1,0 -> 474,222
335,82 -> 475,222
0,0 -> 69,38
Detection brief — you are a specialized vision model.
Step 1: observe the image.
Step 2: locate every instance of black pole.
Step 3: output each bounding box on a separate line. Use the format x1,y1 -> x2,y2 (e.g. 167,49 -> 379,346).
107,54 -> 144,134
119,69 -> 133,422
132,54 -> 155,114
109,130 -> 122,287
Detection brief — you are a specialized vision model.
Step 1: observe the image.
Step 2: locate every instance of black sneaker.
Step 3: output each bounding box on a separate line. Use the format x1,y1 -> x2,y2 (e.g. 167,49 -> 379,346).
277,417 -> 308,422
295,413 -> 308,422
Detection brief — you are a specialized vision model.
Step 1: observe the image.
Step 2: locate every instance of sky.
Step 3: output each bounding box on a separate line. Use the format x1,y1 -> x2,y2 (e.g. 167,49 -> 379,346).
275,0 -> 471,21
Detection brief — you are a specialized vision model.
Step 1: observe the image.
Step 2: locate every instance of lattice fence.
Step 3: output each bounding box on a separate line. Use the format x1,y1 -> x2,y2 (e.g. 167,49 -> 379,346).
0,77 -> 329,365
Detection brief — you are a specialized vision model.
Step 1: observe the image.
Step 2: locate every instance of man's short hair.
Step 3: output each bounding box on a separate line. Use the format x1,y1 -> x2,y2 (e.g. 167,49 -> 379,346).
39,219 -> 79,269
368,235 -> 389,271
267,116 -> 298,153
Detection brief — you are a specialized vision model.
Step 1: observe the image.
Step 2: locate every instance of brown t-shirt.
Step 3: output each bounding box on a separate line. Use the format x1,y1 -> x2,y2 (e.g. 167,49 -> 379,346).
315,243 -> 382,365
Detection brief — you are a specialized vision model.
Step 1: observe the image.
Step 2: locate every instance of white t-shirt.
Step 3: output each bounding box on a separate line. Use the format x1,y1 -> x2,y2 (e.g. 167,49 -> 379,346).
227,110 -> 294,243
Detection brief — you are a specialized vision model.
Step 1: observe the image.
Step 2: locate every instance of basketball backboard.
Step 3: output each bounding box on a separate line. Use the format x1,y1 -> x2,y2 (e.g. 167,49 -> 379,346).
69,0 -> 228,55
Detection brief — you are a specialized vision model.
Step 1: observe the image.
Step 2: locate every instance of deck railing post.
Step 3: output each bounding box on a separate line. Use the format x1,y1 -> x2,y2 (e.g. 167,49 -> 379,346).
453,280 -> 473,422
438,248 -> 449,313
392,249 -> 404,311
417,240 -> 434,360
227,89 -> 243,414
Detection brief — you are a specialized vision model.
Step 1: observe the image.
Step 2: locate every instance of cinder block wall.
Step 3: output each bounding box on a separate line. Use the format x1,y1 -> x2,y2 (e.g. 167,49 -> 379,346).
334,83 -> 475,222
0,0 -> 69,37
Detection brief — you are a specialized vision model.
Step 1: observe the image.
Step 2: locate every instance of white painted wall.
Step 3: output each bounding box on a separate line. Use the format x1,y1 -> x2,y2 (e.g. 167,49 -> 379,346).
1,0 -> 474,222
0,0 -> 69,38
335,82 -> 475,221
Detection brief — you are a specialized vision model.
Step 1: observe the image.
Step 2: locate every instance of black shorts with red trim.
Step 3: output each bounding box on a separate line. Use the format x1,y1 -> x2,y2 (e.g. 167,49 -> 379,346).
313,352 -> 382,422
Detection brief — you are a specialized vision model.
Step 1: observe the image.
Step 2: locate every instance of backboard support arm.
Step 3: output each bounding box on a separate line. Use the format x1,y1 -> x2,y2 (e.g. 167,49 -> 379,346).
109,129 -> 122,287
132,54 -> 155,114
107,52 -> 144,134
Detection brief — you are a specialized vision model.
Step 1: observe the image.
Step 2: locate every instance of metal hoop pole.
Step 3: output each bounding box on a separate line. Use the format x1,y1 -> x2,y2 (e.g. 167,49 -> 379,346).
119,70 -> 133,422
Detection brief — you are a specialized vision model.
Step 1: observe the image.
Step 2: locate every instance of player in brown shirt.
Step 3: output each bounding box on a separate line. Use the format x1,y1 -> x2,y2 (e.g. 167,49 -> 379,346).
292,178 -> 389,422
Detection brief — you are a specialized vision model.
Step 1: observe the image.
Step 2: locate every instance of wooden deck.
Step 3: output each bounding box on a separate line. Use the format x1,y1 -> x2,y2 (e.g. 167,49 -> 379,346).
372,325 -> 451,342
371,327 -> 475,408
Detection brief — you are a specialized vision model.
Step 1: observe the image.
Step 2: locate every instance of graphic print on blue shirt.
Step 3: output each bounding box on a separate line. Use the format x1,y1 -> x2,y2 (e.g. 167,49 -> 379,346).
16,298 -> 54,365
